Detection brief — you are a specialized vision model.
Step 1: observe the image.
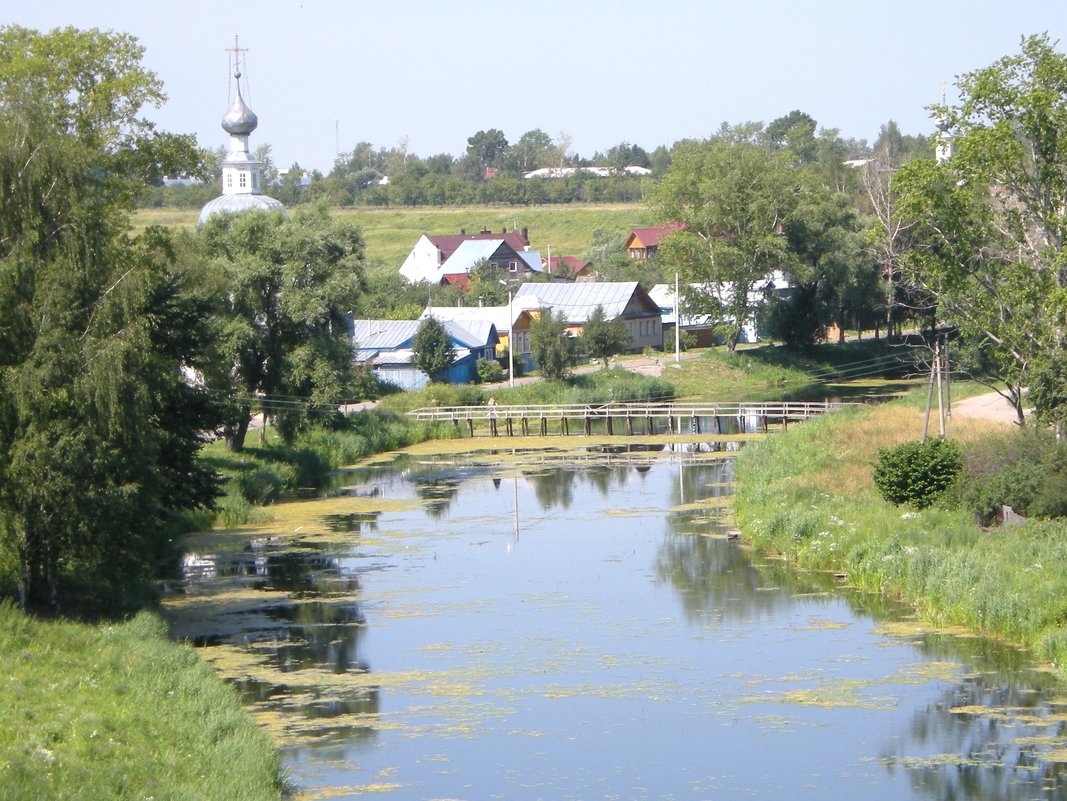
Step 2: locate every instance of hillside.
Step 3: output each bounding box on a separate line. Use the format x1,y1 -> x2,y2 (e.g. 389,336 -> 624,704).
134,203 -> 654,271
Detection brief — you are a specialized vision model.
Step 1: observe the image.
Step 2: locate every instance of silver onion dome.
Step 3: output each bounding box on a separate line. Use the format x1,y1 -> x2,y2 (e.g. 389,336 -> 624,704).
221,72 -> 258,135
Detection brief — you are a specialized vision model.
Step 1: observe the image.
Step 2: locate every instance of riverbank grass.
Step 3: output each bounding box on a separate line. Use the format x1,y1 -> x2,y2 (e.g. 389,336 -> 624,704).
734,392 -> 1067,668
0,603 -> 283,801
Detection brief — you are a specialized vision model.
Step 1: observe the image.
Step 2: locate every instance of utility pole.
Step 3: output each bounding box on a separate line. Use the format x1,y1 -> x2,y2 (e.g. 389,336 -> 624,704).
674,272 -> 681,364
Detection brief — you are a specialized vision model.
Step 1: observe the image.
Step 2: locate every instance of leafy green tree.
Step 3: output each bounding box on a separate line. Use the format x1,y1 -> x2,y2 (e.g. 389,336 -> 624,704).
461,128 -> 509,179
582,305 -> 631,367
651,139 -> 800,350
199,203 -> 365,449
412,316 -> 456,382
0,26 -> 218,613
468,259 -> 508,306
530,310 -> 573,381
764,110 -> 818,163
772,178 -> 862,347
895,34 -> 1067,424
507,129 -> 553,173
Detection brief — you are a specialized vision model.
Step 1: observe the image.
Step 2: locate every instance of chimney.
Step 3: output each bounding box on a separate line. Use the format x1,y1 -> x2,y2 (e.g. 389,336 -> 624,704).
460,228 -> 466,235
521,226 -> 528,244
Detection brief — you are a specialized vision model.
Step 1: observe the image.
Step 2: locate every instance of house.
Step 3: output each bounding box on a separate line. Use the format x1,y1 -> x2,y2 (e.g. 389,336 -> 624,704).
421,305 -> 537,371
349,318 -> 498,390
624,223 -> 685,260
513,281 -> 663,352
436,239 -> 542,283
542,255 -> 592,281
399,227 -> 530,283
649,273 -> 791,346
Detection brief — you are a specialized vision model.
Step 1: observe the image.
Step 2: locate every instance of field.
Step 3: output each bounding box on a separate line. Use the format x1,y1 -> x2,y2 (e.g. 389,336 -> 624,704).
134,203 -> 654,271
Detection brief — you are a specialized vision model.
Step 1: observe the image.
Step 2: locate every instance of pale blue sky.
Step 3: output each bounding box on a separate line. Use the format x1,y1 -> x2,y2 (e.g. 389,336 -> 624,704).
4,0 -> 1064,173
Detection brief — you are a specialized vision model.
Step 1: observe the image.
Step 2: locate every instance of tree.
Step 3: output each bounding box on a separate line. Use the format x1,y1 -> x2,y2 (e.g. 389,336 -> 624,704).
895,34 -> 1067,425
507,129 -> 553,173
650,139 -> 800,350
530,310 -> 573,381
582,305 -> 630,367
462,129 -> 509,179
0,26 -> 218,613
467,259 -> 508,306
772,177 -> 863,347
412,316 -> 455,382
199,203 -> 365,449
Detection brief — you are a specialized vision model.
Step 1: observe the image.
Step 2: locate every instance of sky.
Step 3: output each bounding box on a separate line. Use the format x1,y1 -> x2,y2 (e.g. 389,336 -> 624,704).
4,0 -> 1065,174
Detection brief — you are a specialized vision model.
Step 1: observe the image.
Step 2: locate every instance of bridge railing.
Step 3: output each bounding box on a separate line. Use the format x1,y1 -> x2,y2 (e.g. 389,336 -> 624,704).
407,399 -> 859,429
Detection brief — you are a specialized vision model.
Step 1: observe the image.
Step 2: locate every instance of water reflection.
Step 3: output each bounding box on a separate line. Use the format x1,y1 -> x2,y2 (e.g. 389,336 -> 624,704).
166,447 -> 1067,801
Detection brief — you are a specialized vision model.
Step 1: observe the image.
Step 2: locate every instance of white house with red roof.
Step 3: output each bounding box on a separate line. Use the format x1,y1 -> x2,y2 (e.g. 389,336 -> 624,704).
399,227 -> 530,283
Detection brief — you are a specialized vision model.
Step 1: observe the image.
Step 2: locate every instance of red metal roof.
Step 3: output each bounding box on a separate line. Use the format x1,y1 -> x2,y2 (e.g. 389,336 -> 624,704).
543,255 -> 591,274
626,222 -> 686,249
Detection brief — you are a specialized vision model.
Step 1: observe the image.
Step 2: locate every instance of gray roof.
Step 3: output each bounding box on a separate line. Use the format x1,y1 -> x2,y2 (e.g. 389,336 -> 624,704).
513,281 -> 648,323
439,239 -> 507,274
197,194 -> 286,225
422,305 -> 515,332
350,317 -> 497,361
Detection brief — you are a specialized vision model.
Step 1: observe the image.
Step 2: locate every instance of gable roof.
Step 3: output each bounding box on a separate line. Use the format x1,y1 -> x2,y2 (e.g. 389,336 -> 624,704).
625,222 -> 686,249
543,255 -> 591,274
440,239 -> 514,274
350,317 -> 497,353
513,281 -> 658,323
428,229 -> 529,261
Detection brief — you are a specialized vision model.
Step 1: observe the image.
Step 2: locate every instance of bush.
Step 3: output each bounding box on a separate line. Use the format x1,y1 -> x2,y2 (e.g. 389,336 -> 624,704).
873,438 -> 963,509
477,357 -> 505,383
234,465 -> 296,505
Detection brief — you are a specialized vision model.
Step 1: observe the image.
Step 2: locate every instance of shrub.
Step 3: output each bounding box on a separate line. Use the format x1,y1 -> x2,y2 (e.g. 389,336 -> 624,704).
873,438 -> 963,509
477,357 -> 505,383
234,464 -> 298,504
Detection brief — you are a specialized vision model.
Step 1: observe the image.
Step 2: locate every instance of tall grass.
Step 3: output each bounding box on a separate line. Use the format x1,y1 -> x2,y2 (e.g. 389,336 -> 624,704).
734,394 -> 1067,670
0,603 -> 282,801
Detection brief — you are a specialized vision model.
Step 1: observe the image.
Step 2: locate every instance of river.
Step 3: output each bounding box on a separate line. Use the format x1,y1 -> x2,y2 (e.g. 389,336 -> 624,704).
164,441 -> 1067,800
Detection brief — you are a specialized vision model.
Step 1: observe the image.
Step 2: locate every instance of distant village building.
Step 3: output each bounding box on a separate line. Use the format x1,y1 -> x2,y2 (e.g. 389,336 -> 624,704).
198,39 -> 285,224
514,282 -> 662,352
349,318 -> 498,390
399,228 -> 537,284
624,223 -> 685,260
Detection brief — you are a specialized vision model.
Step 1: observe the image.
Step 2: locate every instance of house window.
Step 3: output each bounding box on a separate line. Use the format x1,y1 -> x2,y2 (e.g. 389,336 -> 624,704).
239,173 -> 247,188
226,174 -> 232,188
509,260 -> 518,273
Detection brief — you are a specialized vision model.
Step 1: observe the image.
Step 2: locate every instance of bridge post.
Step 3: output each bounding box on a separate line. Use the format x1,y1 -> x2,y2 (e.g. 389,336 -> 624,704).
561,415 -> 569,436
690,415 -> 700,435
467,418 -> 475,437
521,416 -> 529,436
606,415 -> 614,436
539,417 -> 547,436
626,413 -> 634,436
584,414 -> 591,436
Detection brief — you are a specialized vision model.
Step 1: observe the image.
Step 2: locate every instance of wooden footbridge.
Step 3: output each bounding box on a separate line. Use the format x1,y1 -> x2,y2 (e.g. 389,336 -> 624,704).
407,400 -> 856,438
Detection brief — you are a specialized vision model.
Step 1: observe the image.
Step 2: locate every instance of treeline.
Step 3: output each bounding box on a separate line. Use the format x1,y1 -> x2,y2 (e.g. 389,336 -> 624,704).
141,116 -> 931,209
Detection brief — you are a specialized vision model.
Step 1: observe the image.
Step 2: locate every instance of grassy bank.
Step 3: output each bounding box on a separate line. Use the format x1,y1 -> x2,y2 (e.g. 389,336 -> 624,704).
733,392 -> 1067,669
0,604 -> 282,801
664,339 -> 923,403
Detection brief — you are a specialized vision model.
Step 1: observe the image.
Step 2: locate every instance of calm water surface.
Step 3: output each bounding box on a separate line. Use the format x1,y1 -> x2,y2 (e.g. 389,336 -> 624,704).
169,445 -> 1067,800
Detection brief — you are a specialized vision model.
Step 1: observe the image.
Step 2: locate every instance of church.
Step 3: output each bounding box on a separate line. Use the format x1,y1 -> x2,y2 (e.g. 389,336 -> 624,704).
198,39 -> 285,224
